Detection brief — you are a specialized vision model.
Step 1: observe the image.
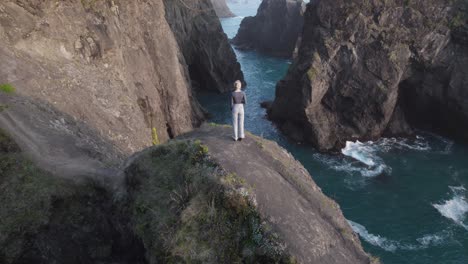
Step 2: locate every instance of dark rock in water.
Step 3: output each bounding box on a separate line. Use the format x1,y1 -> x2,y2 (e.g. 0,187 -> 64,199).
260,100 -> 273,109
279,120 -> 305,142
232,0 -> 306,58
211,0 -> 236,17
164,0 -> 245,93
269,0 -> 468,151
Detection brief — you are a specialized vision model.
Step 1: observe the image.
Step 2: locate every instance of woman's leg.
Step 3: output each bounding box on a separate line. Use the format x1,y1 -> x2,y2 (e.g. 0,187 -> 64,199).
232,106 -> 238,140
239,105 -> 245,139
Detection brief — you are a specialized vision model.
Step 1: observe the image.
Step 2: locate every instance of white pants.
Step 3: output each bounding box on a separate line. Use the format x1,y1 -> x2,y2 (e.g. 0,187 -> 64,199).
232,104 -> 245,140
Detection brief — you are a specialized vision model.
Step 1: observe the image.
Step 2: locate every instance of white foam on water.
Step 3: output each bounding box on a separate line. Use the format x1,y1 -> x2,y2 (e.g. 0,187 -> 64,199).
432,186 -> 468,231
377,136 -> 431,152
416,234 -> 445,246
342,141 -> 377,166
315,133 -> 453,181
348,220 -> 399,252
348,220 -> 449,252
340,141 -> 391,177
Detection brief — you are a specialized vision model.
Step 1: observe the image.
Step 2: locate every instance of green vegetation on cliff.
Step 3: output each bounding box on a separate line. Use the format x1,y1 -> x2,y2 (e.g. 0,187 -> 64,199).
0,129 -> 70,262
0,129 -> 144,264
125,140 -> 295,263
0,84 -> 15,94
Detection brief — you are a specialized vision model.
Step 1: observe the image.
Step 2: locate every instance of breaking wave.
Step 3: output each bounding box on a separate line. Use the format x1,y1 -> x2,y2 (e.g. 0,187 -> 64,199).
432,186 -> 468,231
347,220 -> 448,252
314,133 -> 452,178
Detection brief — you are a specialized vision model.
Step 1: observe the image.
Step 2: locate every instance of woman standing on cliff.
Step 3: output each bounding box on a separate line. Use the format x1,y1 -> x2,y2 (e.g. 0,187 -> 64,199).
231,80 -> 246,141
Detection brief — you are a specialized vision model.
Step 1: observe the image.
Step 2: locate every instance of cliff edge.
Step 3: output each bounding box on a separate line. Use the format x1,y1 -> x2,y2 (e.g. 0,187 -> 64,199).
0,123 -> 375,263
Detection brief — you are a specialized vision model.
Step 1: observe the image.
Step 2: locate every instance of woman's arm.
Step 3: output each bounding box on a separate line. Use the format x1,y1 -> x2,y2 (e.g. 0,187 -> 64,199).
242,92 -> 247,105
231,93 -> 234,109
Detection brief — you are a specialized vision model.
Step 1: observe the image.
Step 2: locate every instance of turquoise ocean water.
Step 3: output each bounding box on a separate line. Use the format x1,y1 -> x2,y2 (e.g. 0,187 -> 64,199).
197,2 -> 468,263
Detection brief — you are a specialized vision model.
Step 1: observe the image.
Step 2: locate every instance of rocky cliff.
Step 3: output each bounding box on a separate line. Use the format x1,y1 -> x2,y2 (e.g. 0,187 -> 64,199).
211,0 -> 235,18
232,0 -> 305,58
0,124 -> 374,264
268,0 -> 468,151
0,0 -> 244,155
164,0 -> 245,92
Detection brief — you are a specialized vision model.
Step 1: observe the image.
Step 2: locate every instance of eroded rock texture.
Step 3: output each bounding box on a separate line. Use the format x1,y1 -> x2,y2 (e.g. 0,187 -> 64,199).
164,0 -> 244,92
269,0 -> 468,150
0,0 -> 208,154
232,0 -> 306,58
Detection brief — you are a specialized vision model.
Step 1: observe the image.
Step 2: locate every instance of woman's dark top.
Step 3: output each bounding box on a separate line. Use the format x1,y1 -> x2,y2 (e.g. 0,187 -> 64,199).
231,91 -> 246,106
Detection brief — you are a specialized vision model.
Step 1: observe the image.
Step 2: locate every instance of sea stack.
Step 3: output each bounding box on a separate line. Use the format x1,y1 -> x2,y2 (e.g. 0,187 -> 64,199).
232,0 -> 305,58
269,0 -> 468,151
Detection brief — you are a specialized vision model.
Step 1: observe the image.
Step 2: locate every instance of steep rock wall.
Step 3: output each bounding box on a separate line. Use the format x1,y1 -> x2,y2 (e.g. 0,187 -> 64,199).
269,0 -> 468,150
0,0 -> 205,154
164,0 -> 245,92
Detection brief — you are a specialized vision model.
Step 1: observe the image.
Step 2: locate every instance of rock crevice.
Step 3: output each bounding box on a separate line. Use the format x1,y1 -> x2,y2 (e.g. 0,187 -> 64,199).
164,0 -> 244,92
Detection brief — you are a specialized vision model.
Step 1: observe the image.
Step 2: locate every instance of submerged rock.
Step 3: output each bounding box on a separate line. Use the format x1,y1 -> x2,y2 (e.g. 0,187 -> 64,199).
164,0 -> 245,92
211,0 -> 236,17
269,0 -> 468,151
232,0 -> 306,58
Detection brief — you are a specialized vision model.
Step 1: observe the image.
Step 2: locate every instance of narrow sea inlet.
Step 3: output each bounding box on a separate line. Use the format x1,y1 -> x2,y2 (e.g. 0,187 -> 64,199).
197,1 -> 468,263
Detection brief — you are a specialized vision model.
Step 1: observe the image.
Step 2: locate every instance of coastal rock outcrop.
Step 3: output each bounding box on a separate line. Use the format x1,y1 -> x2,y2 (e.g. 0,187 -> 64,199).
164,0 -> 245,92
211,0 -> 235,17
269,0 -> 468,150
177,124 -> 373,263
232,0 -> 306,58
0,124 -> 374,264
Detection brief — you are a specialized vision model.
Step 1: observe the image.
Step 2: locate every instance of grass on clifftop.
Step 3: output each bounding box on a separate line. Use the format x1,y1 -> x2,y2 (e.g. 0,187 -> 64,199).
0,129 -> 73,263
125,140 -> 297,264
0,129 -> 134,263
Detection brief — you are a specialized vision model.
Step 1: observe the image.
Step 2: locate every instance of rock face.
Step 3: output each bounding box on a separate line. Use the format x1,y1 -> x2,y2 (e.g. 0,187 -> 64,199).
211,0 -> 235,17
179,124 -> 373,264
164,0 -> 245,92
0,0 -> 243,154
269,0 -> 468,151
0,124 -> 374,264
232,0 -> 306,58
